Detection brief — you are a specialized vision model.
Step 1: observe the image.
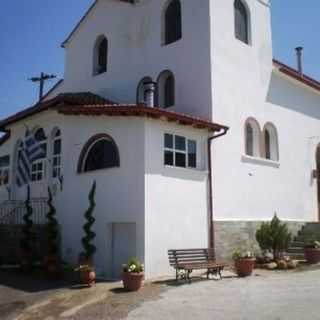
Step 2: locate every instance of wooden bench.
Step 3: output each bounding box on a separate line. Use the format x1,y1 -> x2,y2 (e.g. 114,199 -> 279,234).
168,248 -> 228,282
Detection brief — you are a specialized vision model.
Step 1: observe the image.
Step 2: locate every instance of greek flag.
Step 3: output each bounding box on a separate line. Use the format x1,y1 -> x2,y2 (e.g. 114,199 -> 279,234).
16,129 -> 45,187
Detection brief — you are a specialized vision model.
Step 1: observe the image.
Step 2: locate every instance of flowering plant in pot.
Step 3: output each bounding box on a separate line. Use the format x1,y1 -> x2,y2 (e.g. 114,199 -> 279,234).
233,251 -> 255,277
76,181 -> 97,287
122,258 -> 144,292
304,240 -> 320,264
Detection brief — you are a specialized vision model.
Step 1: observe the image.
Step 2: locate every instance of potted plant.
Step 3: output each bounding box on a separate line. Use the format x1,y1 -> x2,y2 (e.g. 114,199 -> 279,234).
304,240 -> 320,264
77,181 -> 97,287
44,187 -> 60,278
122,258 -> 144,291
233,251 -> 255,277
256,214 -> 292,261
19,186 -> 34,273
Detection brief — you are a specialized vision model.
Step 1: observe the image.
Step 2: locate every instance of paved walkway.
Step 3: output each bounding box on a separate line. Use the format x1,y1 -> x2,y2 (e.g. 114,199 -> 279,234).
126,269 -> 320,320
1,268 -> 320,319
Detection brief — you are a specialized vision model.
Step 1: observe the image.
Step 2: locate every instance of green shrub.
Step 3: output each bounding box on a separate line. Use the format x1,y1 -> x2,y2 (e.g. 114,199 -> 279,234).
256,214 -> 291,260
46,187 -> 59,256
81,181 -> 97,261
20,186 -> 34,252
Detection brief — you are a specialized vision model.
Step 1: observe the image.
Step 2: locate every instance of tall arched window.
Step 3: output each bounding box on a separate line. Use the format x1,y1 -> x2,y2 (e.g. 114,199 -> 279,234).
31,128 -> 47,182
93,36 -> 108,75
234,0 -> 250,44
245,118 -> 260,157
263,123 -> 279,161
78,134 -> 120,173
157,70 -> 175,108
137,76 -> 153,104
51,128 -> 62,178
163,0 -> 182,45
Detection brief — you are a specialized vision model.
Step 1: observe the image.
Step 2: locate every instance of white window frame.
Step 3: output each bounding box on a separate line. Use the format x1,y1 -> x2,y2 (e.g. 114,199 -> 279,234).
31,135 -> 47,183
52,132 -> 62,178
164,133 -> 197,169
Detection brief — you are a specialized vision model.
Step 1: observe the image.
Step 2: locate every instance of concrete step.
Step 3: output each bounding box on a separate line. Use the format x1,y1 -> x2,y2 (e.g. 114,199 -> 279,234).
287,247 -> 304,254
291,241 -> 305,247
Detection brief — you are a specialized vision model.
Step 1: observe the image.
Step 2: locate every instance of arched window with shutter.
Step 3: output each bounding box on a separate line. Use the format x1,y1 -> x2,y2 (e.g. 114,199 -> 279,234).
163,0 -> 182,45
157,70 -> 175,108
93,36 -> 108,75
245,118 -> 260,157
234,0 -> 250,44
263,123 -> 279,161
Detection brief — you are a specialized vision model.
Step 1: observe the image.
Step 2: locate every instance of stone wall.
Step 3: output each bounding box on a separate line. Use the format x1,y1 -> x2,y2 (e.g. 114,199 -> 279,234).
214,221 -> 306,261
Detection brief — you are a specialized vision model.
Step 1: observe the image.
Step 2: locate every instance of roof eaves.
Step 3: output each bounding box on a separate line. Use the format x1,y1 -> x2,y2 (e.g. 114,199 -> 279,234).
273,59 -> 320,94
61,0 -> 98,48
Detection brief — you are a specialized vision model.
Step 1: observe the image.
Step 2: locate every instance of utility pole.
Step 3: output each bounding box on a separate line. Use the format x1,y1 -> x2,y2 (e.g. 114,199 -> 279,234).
29,72 -> 57,102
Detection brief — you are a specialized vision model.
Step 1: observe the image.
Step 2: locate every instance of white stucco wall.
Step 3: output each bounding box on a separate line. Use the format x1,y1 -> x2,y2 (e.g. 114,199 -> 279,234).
61,0 -> 213,119
144,120 -> 210,278
0,111 -> 146,278
209,0 -> 320,222
0,110 -> 211,278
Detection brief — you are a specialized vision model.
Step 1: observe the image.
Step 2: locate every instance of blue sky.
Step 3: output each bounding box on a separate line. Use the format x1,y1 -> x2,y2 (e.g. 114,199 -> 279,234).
0,0 -> 319,119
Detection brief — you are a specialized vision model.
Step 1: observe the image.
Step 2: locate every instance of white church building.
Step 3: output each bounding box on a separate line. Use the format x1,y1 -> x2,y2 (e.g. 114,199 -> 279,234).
0,0 -> 320,279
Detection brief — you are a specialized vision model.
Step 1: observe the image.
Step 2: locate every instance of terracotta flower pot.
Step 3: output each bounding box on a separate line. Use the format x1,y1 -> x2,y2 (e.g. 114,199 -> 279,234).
80,268 -> 96,287
304,248 -> 320,264
122,272 -> 144,291
234,258 -> 255,277
44,256 -> 61,278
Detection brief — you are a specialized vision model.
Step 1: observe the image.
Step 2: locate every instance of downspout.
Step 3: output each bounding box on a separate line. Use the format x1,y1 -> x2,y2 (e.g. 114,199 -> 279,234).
207,127 -> 228,253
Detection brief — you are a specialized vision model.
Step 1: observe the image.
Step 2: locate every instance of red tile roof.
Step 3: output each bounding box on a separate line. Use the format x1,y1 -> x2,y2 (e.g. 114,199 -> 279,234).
0,92 -> 114,129
57,105 -> 228,132
273,59 -> 320,93
0,92 -> 228,133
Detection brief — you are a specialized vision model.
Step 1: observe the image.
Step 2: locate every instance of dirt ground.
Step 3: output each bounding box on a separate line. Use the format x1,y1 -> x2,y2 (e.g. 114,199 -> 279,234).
0,268 -> 167,320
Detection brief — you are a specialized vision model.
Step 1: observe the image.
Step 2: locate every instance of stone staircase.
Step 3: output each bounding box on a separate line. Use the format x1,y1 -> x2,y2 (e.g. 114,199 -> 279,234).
287,223 -> 320,260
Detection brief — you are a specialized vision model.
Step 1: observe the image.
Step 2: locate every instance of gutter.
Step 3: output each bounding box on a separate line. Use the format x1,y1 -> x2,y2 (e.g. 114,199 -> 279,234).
207,127 -> 229,253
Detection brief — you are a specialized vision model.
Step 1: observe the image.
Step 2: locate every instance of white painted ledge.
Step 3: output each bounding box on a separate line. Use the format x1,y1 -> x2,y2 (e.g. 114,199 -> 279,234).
241,155 -> 280,168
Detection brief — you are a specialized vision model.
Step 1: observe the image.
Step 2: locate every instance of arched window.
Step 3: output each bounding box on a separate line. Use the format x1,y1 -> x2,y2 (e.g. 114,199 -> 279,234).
263,123 -> 279,161
31,128 -> 47,182
51,128 -> 62,178
234,0 -> 250,44
78,134 -> 120,173
245,118 -> 260,157
157,71 -> 175,108
137,76 -> 153,104
163,0 -> 182,45
93,36 -> 108,75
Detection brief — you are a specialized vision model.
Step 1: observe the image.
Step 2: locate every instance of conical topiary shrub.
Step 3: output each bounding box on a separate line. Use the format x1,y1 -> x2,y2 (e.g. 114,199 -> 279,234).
46,187 -> 59,256
20,186 -> 34,272
81,181 -> 97,263
44,187 -> 60,276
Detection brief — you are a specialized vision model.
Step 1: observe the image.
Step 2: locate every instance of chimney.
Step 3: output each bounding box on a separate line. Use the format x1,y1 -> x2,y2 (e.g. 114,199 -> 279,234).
143,81 -> 157,107
295,47 -> 304,77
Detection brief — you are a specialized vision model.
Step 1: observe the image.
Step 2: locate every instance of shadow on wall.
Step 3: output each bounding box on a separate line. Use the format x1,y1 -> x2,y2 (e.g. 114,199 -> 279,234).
266,72 -> 320,121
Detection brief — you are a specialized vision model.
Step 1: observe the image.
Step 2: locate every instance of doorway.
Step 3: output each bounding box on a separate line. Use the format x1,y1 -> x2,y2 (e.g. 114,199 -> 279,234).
317,146 -> 320,221
111,223 -> 137,279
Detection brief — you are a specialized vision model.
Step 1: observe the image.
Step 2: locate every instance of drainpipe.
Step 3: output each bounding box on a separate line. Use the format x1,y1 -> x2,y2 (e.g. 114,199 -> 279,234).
207,127 -> 229,254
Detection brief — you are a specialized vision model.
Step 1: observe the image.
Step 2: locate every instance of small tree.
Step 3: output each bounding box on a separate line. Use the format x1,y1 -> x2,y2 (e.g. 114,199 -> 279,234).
46,187 -> 59,256
20,186 -> 33,253
256,214 -> 292,260
81,181 -> 97,263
